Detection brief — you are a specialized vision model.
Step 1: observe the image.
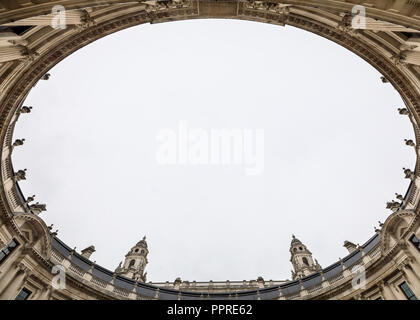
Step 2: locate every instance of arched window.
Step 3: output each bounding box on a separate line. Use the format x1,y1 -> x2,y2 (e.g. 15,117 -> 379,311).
129,259 -> 135,267
302,257 -> 309,266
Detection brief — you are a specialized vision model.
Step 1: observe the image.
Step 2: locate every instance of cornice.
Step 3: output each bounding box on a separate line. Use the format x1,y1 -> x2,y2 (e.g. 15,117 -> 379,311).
0,1 -> 420,299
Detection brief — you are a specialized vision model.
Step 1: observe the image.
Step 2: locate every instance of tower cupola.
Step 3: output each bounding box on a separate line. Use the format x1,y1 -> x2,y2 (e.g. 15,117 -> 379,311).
115,236 -> 149,282
289,235 -> 322,280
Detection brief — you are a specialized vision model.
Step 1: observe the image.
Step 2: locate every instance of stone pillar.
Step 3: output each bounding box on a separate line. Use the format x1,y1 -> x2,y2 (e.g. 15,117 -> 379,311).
28,287 -> 42,300
0,267 -> 20,295
320,270 -> 330,288
0,263 -> 32,300
2,10 -> 87,27
353,293 -> 362,300
359,246 -> 371,264
399,262 -> 420,298
402,51 -> 420,66
0,46 -> 27,63
405,245 -> 420,275
0,244 -> 25,292
38,284 -> 53,300
0,32 -> 27,47
364,18 -> 417,32
378,281 -> 397,300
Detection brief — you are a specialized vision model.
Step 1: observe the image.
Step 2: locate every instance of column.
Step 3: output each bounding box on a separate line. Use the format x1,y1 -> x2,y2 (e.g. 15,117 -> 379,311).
405,246 -> 420,275
38,284 -> 53,300
0,32 -> 27,47
0,267 -> 20,295
0,245 -> 25,283
402,51 -> 420,66
0,46 -> 26,63
400,264 -> 420,298
2,10 -> 88,26
364,18 -> 417,32
28,287 -> 42,300
378,281 -> 397,300
0,263 -> 32,300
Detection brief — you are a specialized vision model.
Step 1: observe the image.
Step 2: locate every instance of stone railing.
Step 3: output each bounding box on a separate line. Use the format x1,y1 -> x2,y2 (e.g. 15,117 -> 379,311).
49,234 -> 382,300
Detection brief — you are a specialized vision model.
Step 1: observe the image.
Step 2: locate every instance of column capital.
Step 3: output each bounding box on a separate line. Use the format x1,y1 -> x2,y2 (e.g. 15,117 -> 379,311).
15,262 -> 30,274
397,256 -> 413,271
354,293 -> 362,300
377,280 -> 386,292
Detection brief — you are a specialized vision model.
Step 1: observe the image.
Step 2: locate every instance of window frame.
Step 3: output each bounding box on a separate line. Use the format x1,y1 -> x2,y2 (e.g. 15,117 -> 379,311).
399,281 -> 418,300
0,239 -> 19,265
410,234 -> 420,252
15,287 -> 32,300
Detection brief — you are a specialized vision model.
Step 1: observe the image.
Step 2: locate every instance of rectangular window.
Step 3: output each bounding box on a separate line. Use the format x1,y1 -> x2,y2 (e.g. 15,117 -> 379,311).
399,282 -> 418,300
15,288 -> 31,300
0,239 -> 19,265
410,234 -> 420,252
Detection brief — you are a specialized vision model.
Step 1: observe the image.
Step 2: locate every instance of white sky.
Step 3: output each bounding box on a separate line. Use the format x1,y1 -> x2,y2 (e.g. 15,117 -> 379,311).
12,19 -> 415,282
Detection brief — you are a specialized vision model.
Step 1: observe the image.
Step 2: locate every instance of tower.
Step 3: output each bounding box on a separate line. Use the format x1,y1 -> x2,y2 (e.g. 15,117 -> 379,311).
290,235 -> 322,280
115,236 -> 149,282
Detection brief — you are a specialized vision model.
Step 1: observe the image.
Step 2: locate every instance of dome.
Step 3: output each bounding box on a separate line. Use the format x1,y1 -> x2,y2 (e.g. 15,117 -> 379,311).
136,236 -> 148,249
290,235 -> 302,247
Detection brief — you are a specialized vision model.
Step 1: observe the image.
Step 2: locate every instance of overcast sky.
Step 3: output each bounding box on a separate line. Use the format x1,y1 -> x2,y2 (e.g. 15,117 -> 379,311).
12,19 -> 415,282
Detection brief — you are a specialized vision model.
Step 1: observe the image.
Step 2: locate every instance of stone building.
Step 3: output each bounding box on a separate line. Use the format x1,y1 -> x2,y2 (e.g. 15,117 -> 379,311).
115,237 -> 149,283
1,0 -> 420,300
290,235 -> 322,280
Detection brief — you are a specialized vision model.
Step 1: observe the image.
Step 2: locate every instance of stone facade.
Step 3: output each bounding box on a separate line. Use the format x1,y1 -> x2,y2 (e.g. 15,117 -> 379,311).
1,1 -> 420,300
115,237 -> 149,283
289,236 -> 322,280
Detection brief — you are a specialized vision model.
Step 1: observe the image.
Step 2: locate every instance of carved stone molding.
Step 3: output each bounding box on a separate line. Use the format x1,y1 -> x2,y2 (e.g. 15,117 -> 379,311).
0,0 -> 420,300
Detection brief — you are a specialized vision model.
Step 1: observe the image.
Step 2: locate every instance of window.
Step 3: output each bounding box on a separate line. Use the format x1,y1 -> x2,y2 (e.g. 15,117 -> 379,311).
129,259 -> 135,267
399,282 -> 418,300
15,288 -> 32,300
0,26 -> 33,36
302,257 -> 309,266
0,239 -> 19,265
410,234 -> 420,252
